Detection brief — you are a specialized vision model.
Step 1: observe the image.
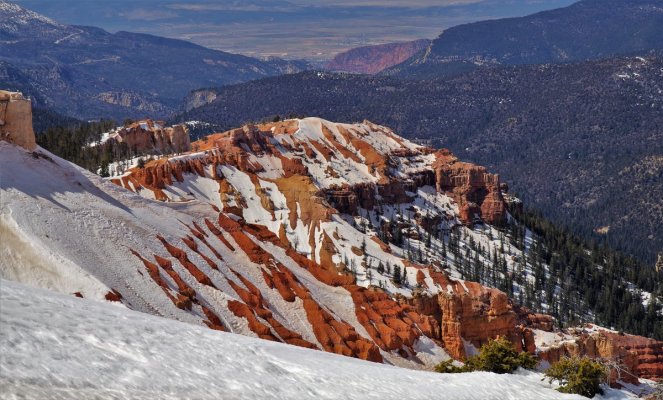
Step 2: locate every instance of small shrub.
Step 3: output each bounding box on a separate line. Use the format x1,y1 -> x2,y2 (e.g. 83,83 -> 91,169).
435,337 -> 537,374
544,357 -> 607,398
466,337 -> 537,374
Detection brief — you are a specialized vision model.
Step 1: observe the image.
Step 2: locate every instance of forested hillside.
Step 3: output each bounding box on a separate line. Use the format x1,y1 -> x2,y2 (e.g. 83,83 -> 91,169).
385,0 -> 663,79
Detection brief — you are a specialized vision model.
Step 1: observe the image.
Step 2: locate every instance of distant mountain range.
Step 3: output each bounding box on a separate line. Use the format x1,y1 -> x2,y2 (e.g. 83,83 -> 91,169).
4,0 -> 663,265
0,1 -> 310,120
385,0 -> 663,78
325,39 -> 430,74
177,53 -> 663,264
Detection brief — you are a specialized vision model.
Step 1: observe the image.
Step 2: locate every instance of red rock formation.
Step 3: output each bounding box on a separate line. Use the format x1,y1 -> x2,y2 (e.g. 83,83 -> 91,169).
104,290 -> 123,302
157,235 -> 215,288
106,119 -> 190,154
226,272 -> 317,349
434,150 -> 506,225
436,283 -> 523,360
405,270 -> 663,383
111,118 -> 659,383
0,90 -> 36,150
131,250 -> 173,297
404,269 -> 550,360
350,287 -> 439,352
303,297 -> 383,362
201,306 -> 227,331
326,39 -> 430,74
539,329 -> 663,384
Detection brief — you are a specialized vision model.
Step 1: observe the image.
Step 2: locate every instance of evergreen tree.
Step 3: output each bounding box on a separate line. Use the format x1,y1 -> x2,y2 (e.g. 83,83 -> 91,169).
393,265 -> 402,285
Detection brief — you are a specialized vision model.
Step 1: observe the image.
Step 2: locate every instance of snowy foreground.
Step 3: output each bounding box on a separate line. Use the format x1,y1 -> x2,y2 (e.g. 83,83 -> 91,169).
0,280 -> 631,400
0,280 -> 636,400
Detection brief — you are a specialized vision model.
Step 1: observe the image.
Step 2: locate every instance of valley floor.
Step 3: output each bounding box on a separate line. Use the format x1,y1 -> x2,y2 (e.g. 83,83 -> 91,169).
0,280 -> 634,400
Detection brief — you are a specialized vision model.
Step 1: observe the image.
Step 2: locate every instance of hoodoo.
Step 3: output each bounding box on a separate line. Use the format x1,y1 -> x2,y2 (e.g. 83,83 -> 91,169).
0,90 -> 35,151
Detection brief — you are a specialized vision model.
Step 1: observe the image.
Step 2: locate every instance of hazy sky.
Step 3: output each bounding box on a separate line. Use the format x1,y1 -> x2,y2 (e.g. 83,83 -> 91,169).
16,0 -> 577,60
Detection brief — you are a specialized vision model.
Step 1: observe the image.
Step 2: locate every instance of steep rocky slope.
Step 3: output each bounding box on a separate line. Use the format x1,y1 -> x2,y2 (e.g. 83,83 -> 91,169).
326,40 -> 430,75
2,96 -> 661,384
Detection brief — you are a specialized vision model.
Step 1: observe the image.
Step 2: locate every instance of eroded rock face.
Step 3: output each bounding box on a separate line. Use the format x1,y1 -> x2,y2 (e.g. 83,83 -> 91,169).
539,329 -> 663,385
0,90 -> 35,150
434,150 -> 506,225
106,119 -> 190,154
321,146 -> 507,226
402,271 -> 663,385
435,282 -> 523,359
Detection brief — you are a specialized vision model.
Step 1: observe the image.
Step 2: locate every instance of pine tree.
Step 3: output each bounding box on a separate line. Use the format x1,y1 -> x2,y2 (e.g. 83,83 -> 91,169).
377,261 -> 384,275
393,265 -> 402,284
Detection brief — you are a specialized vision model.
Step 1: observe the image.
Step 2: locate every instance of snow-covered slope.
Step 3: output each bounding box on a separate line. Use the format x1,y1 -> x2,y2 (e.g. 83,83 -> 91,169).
0,279 -> 601,400
0,132 -> 454,368
1,116 -> 661,384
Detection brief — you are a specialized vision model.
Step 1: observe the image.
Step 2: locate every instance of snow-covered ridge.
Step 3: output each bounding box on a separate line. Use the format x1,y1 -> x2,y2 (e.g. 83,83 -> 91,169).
0,0 -> 68,35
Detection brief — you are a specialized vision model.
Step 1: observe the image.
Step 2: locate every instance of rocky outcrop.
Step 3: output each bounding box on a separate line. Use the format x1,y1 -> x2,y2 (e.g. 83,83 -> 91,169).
326,39 -> 430,74
539,328 -> 663,385
405,274 -> 663,384
0,90 -> 35,150
96,91 -> 168,114
400,270 -> 536,360
325,170 -> 437,215
436,283 -> 524,360
105,119 -> 190,154
183,89 -> 218,112
323,147 -> 506,225
434,150 -> 506,225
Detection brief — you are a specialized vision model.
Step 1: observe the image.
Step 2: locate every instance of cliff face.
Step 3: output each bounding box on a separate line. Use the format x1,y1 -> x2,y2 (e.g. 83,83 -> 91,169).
0,90 -> 35,150
105,119 -> 190,154
326,39 -> 430,74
